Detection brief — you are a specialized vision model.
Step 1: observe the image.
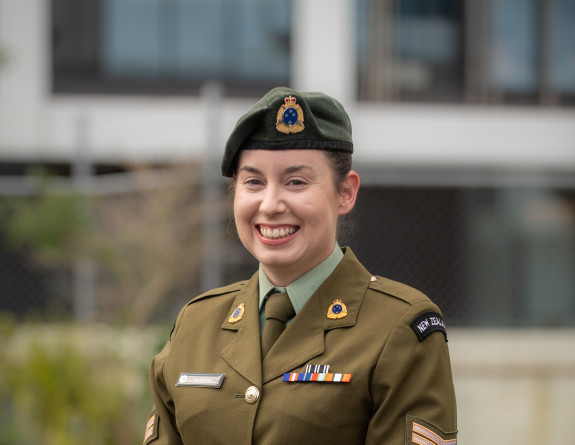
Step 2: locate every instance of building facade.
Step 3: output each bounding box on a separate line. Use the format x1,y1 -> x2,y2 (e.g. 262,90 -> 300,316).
1,1 -> 575,443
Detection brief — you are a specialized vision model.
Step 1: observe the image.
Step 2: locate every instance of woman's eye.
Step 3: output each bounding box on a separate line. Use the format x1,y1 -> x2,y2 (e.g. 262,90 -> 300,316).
245,178 -> 263,186
287,179 -> 306,186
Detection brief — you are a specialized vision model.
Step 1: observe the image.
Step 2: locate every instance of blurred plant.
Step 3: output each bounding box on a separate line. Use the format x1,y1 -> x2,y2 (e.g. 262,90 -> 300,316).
0,168 -> 92,266
0,164 -> 222,325
90,163 -> 211,325
0,323 -> 156,445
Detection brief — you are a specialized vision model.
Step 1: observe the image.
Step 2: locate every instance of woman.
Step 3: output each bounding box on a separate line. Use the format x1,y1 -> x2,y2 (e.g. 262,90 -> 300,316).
144,87 -> 457,445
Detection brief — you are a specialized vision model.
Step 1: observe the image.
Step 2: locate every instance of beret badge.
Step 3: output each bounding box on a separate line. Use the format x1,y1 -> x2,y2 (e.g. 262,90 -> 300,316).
276,95 -> 305,134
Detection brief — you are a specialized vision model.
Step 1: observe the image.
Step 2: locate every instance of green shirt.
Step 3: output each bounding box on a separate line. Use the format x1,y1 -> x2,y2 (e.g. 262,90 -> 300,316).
258,242 -> 344,329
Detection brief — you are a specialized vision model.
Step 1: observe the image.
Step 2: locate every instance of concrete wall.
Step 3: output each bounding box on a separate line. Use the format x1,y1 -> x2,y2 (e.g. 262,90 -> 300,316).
450,329 -> 575,444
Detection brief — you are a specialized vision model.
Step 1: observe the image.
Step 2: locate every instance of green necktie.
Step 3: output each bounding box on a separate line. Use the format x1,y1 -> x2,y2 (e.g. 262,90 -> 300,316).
261,292 -> 295,358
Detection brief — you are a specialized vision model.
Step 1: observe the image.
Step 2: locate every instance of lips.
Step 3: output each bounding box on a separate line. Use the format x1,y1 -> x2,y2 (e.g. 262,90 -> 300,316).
258,225 -> 299,239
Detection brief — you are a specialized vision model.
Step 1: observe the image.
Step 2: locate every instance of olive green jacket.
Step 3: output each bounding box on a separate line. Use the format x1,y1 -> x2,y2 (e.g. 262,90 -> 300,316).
146,248 -> 457,444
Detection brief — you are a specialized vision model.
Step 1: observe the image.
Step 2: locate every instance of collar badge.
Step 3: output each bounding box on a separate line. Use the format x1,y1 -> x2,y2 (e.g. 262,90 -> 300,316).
276,95 -> 305,134
228,303 -> 245,323
327,299 -> 348,320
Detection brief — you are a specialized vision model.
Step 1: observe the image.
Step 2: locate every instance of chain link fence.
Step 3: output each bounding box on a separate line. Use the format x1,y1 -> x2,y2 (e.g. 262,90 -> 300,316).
1,166 -> 574,328
345,177 -> 575,327
0,164 -> 227,325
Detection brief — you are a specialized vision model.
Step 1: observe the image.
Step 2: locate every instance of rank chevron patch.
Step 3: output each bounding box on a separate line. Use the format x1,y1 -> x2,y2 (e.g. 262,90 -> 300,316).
406,416 -> 457,445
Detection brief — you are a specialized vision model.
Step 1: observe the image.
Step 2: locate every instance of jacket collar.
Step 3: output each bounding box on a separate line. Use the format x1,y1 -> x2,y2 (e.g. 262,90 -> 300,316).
220,272 -> 263,386
220,248 -> 372,385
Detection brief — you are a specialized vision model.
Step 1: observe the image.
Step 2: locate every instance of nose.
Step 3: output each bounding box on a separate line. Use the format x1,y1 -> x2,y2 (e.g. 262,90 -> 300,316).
259,184 -> 286,216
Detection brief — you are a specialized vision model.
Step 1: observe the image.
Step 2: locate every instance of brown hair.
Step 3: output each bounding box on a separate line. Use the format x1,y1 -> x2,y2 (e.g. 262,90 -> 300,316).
322,150 -> 353,193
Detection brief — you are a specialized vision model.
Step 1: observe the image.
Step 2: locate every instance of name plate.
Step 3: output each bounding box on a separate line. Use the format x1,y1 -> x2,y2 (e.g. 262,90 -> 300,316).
176,373 -> 225,388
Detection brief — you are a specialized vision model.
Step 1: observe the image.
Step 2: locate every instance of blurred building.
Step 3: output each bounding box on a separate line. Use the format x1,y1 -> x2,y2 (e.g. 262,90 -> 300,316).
0,1 -> 574,441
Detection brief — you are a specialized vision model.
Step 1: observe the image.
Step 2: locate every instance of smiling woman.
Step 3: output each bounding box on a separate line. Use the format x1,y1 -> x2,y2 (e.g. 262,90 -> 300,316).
233,149 -> 359,286
144,87 -> 458,445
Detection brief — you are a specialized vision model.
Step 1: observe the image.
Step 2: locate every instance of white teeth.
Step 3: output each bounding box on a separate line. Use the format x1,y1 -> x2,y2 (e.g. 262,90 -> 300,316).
260,226 -> 296,239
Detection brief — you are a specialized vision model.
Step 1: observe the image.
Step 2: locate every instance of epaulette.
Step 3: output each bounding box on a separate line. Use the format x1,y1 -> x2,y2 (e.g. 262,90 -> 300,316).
367,275 -> 431,306
189,280 -> 248,305
369,276 -> 448,342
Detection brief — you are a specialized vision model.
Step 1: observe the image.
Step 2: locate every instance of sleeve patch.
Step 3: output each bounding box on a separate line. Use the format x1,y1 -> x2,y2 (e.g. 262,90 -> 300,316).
143,410 -> 159,444
410,311 -> 448,342
406,415 -> 457,445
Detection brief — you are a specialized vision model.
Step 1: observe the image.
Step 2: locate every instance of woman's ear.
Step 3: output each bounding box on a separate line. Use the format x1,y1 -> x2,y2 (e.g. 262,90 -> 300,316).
338,170 -> 360,216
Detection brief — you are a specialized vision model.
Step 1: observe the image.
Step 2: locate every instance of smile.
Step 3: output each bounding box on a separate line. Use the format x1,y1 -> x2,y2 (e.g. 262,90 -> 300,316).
258,225 -> 299,239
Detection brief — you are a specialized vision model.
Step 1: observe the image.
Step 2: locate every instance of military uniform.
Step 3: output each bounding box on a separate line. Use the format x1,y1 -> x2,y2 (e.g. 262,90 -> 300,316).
145,248 -> 457,444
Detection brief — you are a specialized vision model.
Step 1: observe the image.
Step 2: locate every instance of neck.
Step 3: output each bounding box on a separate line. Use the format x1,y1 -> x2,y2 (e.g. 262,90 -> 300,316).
262,267 -> 302,288
262,253 -> 333,288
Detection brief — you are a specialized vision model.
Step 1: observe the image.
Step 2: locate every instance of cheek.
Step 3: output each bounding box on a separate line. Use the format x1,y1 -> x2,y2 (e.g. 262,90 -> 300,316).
233,194 -> 255,227
300,194 -> 339,226
233,200 -> 244,227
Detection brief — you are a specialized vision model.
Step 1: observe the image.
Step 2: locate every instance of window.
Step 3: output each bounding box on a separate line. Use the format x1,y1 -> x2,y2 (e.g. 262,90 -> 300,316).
357,0 -> 575,105
52,0 -> 291,96
393,0 -> 463,101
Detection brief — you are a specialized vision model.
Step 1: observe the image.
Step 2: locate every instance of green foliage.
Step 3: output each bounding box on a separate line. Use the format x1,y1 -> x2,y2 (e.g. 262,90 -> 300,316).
0,164 -> 208,325
3,195 -> 87,261
0,170 -> 92,266
0,324 -> 155,445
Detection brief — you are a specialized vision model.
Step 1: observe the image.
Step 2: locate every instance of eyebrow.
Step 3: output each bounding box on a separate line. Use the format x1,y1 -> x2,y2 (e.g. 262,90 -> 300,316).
238,164 -> 313,175
238,166 -> 262,174
285,165 -> 312,174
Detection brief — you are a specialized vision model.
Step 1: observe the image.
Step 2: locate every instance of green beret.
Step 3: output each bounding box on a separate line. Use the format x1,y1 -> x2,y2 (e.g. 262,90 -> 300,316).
221,87 -> 353,177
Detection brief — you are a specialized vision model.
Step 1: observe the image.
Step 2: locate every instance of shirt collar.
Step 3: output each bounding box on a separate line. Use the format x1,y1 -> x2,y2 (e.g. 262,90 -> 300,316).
258,242 -> 344,315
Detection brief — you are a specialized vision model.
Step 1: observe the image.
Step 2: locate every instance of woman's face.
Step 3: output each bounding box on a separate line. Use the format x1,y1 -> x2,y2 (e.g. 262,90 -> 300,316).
233,149 -> 359,286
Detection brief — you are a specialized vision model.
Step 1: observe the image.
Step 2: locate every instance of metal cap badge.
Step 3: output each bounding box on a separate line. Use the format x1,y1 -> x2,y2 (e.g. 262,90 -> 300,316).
276,95 -> 305,134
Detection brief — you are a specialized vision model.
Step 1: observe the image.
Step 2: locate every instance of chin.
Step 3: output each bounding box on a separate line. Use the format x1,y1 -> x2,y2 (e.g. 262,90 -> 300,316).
258,249 -> 301,270
257,252 -> 294,268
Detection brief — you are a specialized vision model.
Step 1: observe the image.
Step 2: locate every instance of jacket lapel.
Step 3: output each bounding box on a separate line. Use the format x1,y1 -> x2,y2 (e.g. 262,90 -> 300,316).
262,249 -> 372,383
262,293 -> 325,383
220,273 -> 263,387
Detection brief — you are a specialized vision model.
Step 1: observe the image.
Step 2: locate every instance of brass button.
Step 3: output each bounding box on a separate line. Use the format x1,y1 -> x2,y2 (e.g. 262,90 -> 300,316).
244,386 -> 260,404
